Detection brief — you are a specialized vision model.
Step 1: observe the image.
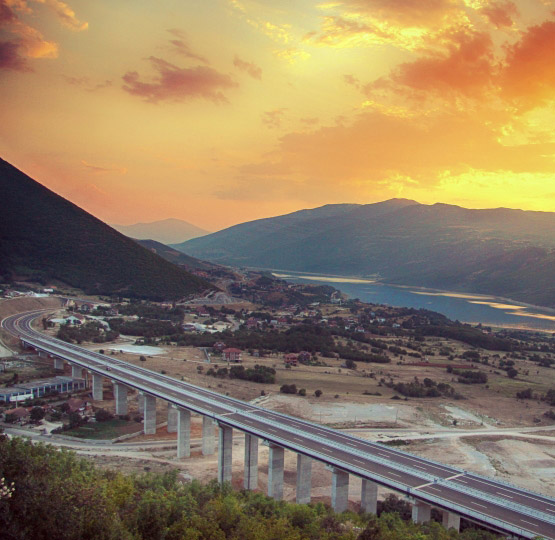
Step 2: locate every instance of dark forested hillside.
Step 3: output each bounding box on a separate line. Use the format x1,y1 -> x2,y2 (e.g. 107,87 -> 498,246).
177,199 -> 555,308
0,158 -> 213,300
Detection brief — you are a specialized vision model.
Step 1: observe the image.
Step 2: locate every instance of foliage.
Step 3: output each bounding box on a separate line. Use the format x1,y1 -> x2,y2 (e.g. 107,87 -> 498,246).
95,409 -> 114,422
0,435 -> 502,540
280,384 -> 297,394
207,365 -> 276,384
57,321 -> 119,344
452,369 -> 488,384
388,377 -> 459,399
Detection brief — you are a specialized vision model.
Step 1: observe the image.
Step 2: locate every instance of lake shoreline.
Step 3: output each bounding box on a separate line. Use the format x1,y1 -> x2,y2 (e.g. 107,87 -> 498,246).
265,268 -> 555,332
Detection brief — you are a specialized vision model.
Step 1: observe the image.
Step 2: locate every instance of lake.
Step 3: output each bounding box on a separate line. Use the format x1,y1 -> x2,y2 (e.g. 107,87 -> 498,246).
273,272 -> 555,332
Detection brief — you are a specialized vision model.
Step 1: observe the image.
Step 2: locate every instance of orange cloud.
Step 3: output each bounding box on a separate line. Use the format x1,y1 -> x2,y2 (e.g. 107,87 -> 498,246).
167,29 -> 208,64
233,55 -> 262,79
262,108 -> 287,128
384,29 -> 495,99
122,57 -> 238,103
501,20 -> 555,110
336,0 -> 460,26
0,0 -> 85,70
35,0 -> 87,31
480,1 -> 519,29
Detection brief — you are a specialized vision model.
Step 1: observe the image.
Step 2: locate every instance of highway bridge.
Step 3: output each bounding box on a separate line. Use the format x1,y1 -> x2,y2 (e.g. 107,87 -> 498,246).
2,309 -> 554,539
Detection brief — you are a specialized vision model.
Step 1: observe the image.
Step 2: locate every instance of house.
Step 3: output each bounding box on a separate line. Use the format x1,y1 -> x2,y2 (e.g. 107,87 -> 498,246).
79,302 -> 94,313
223,348 -> 242,363
298,351 -> 312,364
5,407 -> 30,424
182,323 -> 196,332
66,398 -> 89,413
284,353 -> 298,366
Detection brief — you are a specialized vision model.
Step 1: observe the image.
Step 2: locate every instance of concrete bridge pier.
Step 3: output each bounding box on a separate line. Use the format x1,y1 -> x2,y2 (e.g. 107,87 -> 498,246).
218,424 -> 233,484
296,454 -> 312,504
167,403 -> 178,433
113,382 -> 128,415
267,443 -> 285,500
177,408 -> 191,458
92,373 -> 103,401
361,479 -> 378,514
244,434 -> 258,490
202,416 -> 215,455
331,468 -> 349,513
71,364 -> 83,379
143,394 -> 156,434
412,500 -> 432,524
442,511 -> 461,531
137,392 -> 144,412
54,357 -> 64,370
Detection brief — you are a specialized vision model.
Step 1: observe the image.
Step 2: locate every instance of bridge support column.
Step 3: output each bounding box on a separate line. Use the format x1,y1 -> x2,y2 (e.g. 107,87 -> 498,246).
442,511 -> 460,531
202,416 -> 215,455
218,424 -> 233,484
143,394 -> 156,435
167,403 -> 178,433
92,373 -> 103,401
71,364 -> 83,379
331,468 -> 349,513
113,383 -> 128,415
137,392 -> 144,412
54,357 -> 64,370
412,500 -> 432,524
296,454 -> 312,504
361,479 -> 378,514
268,444 -> 284,500
244,434 -> 258,490
177,408 -> 191,459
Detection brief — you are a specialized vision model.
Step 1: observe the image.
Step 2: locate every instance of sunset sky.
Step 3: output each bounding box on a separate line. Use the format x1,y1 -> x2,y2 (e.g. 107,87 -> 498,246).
1,0 -> 554,231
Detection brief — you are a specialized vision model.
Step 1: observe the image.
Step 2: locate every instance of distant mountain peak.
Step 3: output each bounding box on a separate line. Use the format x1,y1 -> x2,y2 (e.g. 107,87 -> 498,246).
111,218 -> 210,245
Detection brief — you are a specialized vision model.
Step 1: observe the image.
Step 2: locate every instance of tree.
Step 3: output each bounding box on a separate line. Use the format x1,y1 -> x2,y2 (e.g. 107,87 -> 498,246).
69,411 -> 83,428
30,407 -> 45,423
314,389 -> 322,398
507,368 -> 518,379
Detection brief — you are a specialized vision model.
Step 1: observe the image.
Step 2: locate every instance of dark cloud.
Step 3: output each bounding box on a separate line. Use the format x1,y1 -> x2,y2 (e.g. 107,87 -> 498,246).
0,40 -> 30,71
122,56 -> 237,103
233,55 -> 262,80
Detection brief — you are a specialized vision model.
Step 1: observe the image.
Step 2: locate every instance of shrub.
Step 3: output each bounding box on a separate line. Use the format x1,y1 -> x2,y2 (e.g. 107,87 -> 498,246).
314,389 -> 322,398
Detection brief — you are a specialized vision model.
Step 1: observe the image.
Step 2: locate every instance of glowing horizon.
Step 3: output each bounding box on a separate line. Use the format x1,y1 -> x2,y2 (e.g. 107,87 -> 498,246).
1,0 -> 554,230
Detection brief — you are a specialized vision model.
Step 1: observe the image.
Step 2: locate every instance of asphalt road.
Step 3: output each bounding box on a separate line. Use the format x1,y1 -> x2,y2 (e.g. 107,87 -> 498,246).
3,309 -> 554,539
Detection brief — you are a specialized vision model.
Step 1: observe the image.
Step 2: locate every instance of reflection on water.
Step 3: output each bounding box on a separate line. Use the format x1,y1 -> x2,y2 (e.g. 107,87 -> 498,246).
275,272 -> 555,331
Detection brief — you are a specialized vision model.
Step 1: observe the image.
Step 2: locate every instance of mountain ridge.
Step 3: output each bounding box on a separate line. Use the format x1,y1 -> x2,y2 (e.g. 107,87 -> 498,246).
112,217 -> 209,244
176,199 -> 555,308
0,158 -> 213,300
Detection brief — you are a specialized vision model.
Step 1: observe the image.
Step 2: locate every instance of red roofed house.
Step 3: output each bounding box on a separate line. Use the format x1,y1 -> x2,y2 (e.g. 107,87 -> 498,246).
284,353 -> 298,366
223,348 -> 242,363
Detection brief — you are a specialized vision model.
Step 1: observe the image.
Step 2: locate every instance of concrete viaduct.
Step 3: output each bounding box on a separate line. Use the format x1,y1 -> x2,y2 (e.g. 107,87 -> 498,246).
2,310 -> 554,540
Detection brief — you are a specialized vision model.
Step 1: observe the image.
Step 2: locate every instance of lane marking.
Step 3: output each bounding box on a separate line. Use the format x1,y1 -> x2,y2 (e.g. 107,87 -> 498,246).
499,493 -> 513,499
520,520 -> 538,527
353,459 -> 366,465
469,502 -> 488,509
388,472 -> 402,478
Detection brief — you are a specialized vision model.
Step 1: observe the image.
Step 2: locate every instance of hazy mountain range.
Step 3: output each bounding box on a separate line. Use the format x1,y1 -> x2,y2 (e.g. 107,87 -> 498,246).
112,218 -> 209,244
0,158 -> 212,300
176,199 -> 555,308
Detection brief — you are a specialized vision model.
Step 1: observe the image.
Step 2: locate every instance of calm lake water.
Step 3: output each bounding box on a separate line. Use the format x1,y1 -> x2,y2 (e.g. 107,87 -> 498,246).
273,272 -> 555,332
